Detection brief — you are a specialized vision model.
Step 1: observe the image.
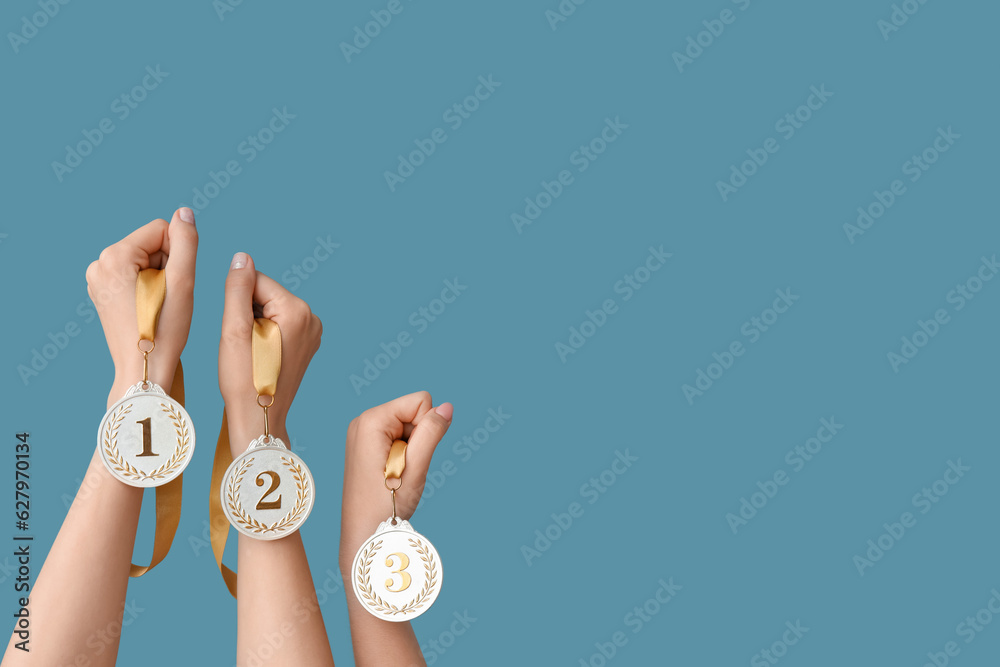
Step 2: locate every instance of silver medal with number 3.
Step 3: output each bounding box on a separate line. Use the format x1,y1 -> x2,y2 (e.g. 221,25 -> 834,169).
352,517 -> 443,622
98,381 -> 196,487
221,435 -> 315,540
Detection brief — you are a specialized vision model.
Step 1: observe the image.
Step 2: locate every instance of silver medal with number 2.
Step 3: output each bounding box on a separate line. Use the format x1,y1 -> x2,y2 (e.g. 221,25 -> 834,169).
221,435 -> 315,540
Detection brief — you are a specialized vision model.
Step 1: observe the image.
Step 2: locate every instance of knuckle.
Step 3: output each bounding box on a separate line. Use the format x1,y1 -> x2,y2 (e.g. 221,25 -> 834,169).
220,330 -> 244,349
346,416 -> 361,443
225,271 -> 252,294
99,242 -> 132,267
169,273 -> 196,296
222,316 -> 254,343
286,301 -> 313,333
353,410 -> 373,433
293,297 -> 312,317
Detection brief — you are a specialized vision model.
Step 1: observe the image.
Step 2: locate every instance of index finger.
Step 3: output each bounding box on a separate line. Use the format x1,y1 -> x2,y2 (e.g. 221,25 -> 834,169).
252,271 -> 294,315
361,391 -> 436,443
118,219 -> 170,262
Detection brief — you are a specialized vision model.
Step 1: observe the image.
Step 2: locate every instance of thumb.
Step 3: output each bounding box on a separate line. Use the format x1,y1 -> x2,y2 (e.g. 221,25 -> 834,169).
163,207 -> 198,291
157,208 -> 198,351
219,252 -> 256,397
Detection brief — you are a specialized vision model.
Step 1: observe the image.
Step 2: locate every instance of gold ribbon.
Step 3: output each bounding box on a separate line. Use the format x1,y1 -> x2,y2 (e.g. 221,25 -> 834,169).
210,318 -> 282,598
385,439 -> 407,521
210,411 -> 238,596
129,268 -> 183,578
251,318 -> 281,397
385,440 -> 407,482
135,269 -> 167,343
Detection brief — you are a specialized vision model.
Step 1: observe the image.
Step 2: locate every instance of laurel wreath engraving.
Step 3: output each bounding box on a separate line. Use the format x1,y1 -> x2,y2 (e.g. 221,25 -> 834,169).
227,455 -> 310,535
356,536 -> 437,616
103,402 -> 191,482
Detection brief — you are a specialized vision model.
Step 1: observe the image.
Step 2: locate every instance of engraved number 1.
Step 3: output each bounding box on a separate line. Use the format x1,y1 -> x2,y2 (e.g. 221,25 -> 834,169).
136,417 -> 157,457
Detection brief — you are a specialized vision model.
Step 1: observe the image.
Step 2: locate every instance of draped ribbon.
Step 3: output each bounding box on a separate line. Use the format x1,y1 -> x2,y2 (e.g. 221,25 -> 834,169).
210,318 -> 282,598
210,411 -> 239,596
130,268 -> 184,578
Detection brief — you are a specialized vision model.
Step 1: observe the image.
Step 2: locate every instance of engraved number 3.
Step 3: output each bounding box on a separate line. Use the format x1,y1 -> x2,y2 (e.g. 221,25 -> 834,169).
255,471 -> 282,510
385,552 -> 412,592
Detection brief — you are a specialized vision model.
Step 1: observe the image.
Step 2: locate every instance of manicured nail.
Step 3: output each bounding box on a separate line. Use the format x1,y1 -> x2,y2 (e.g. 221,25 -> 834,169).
178,207 -> 195,224
231,252 -> 248,270
434,402 -> 453,420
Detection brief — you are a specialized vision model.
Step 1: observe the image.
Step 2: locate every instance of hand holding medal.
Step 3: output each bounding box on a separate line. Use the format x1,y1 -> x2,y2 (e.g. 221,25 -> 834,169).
96,268 -> 196,488
89,218 -> 198,577
87,219 -> 197,406
211,257 -> 323,597
340,393 -> 453,622
219,316 -> 316,541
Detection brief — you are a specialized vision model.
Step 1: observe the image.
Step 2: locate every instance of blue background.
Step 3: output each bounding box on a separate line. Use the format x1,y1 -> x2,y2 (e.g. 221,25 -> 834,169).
2,0 -> 998,665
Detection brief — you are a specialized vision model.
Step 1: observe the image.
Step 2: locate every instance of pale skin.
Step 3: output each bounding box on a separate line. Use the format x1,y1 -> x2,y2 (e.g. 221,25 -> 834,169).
339,392 -> 454,667
218,252 -> 334,667
3,211 -> 198,666
4,216 -> 449,666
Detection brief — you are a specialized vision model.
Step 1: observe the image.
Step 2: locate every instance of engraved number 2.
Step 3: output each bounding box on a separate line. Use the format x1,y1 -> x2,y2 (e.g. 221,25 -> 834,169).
255,471 -> 282,510
136,417 -> 157,457
384,552 -> 411,592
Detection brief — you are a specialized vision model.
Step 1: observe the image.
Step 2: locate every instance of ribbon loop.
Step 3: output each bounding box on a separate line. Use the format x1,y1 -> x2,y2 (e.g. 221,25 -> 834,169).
252,318 -> 281,398
135,268 -> 167,342
385,440 -> 407,482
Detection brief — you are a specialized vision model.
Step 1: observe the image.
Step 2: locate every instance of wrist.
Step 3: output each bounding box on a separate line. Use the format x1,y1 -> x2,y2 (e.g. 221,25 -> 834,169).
340,515 -> 387,564
108,372 -> 177,411
340,535 -> 365,571
112,358 -> 178,392
227,421 -> 289,454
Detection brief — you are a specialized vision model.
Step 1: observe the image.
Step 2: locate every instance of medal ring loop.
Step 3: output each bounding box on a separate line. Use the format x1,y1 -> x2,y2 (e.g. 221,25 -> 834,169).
137,339 -> 155,354
256,394 -> 275,408
384,477 -> 401,492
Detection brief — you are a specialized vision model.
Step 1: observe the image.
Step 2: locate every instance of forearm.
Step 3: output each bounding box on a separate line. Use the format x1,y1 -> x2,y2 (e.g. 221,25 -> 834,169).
2,368 -> 182,665
4,437 -> 143,664
231,425 -> 335,667
7,214 -> 200,665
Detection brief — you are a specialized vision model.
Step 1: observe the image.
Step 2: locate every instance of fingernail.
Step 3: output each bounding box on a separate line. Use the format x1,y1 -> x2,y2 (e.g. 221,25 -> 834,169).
434,402 -> 453,420
231,252 -> 248,270
178,207 -> 195,224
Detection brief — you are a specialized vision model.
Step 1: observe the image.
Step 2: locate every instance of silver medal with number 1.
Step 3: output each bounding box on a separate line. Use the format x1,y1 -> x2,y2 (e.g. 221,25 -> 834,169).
98,268 -> 196,488
99,380 -> 195,487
